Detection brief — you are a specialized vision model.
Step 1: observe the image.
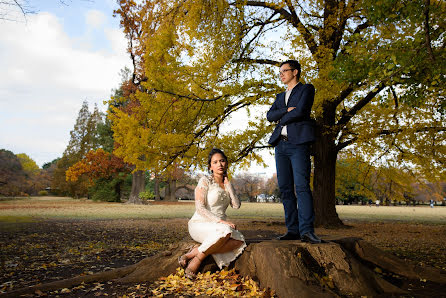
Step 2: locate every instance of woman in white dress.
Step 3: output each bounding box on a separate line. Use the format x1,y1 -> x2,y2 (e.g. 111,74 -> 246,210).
178,148 -> 246,279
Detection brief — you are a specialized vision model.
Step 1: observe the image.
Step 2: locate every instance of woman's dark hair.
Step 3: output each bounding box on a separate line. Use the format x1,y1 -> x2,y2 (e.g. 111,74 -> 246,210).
207,148 -> 228,170
280,59 -> 301,80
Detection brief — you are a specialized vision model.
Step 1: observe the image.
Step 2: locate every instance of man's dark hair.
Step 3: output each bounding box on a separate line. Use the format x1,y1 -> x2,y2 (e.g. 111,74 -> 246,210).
280,60 -> 301,80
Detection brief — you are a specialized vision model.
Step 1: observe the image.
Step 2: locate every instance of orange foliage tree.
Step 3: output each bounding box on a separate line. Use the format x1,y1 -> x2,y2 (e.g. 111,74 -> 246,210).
66,149 -> 130,185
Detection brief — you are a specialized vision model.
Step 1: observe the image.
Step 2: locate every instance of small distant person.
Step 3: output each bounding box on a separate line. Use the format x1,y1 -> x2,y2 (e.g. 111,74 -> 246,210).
375,199 -> 380,207
430,199 -> 434,208
266,59 -> 321,244
178,148 -> 246,279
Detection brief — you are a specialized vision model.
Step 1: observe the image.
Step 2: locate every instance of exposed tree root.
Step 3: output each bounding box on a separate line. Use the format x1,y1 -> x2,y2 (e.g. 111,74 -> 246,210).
2,237 -> 445,297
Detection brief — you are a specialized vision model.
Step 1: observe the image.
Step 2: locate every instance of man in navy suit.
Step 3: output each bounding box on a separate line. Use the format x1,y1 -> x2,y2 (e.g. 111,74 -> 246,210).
267,60 -> 321,244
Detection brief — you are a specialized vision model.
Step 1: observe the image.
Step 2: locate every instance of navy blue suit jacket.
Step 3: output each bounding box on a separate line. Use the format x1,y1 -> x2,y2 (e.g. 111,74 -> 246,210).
267,83 -> 315,146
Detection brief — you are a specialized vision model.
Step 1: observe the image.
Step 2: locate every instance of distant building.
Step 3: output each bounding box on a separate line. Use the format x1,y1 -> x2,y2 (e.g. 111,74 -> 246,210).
256,193 -> 276,203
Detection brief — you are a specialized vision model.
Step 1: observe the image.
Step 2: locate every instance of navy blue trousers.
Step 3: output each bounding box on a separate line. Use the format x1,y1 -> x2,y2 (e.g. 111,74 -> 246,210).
275,140 -> 315,235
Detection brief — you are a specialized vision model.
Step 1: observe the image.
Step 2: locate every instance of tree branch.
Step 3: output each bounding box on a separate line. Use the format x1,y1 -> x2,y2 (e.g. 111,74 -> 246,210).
336,137 -> 357,151
238,12 -> 278,61
284,0 -> 298,22
389,86 -> 400,125
423,0 -> 436,62
231,58 -> 280,66
12,0 -> 26,17
336,126 -> 446,152
0,0 -> 36,21
234,138 -> 269,163
332,83 -> 357,107
151,89 -> 228,102
163,99 -> 254,169
340,20 -> 370,55
294,1 -> 323,19
380,126 -> 446,135
332,0 -> 350,55
241,1 -> 318,55
336,83 -> 386,129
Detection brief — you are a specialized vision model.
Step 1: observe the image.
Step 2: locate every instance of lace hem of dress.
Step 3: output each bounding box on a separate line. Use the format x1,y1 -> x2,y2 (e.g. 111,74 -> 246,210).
195,223 -> 246,269
212,241 -> 247,269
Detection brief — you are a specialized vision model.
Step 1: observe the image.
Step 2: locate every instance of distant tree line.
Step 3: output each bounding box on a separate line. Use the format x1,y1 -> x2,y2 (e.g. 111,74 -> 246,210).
335,157 -> 446,205
2,139 -> 444,205
1,93 -> 444,203
0,149 -> 53,196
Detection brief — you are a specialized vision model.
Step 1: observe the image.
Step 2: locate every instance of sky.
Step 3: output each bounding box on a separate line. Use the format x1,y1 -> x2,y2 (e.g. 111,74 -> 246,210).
1,0 -> 131,167
0,0 -> 275,174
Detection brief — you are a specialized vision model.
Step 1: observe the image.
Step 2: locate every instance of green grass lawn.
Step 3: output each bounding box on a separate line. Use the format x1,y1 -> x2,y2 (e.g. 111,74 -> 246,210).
1,196 -> 445,223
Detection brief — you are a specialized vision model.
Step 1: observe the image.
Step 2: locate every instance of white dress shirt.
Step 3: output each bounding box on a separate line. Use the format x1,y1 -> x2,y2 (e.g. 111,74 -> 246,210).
281,88 -> 293,136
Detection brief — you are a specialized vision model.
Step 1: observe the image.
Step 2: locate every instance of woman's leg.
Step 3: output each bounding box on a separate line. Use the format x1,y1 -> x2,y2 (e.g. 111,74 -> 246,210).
185,234 -> 244,277
185,250 -> 206,277
183,234 -> 230,263
212,238 -> 244,254
183,246 -> 199,261
203,234 -> 231,255
185,234 -> 231,275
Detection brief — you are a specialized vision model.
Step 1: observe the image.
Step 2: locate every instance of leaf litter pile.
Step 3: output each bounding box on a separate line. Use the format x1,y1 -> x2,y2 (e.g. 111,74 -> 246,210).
150,268 -> 275,297
1,218 -> 445,297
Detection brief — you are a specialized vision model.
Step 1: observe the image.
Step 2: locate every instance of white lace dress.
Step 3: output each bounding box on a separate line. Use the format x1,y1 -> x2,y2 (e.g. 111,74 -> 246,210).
188,175 -> 246,269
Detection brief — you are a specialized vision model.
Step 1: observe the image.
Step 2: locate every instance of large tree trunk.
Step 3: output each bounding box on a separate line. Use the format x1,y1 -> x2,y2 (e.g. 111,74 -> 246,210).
164,178 -> 171,201
127,170 -> 144,204
115,180 -> 122,202
154,175 -> 160,201
164,178 -> 177,201
313,109 -> 343,227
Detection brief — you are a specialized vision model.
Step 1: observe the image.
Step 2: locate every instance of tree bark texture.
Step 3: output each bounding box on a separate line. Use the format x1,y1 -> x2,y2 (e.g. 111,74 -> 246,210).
312,120 -> 344,227
4,238 -> 445,297
164,178 -> 177,201
154,176 -> 160,200
127,170 -> 144,204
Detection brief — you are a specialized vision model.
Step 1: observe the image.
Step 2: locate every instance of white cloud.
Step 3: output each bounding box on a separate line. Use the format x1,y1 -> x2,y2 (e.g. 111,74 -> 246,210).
0,12 -> 130,167
105,27 -> 128,56
85,10 -> 106,28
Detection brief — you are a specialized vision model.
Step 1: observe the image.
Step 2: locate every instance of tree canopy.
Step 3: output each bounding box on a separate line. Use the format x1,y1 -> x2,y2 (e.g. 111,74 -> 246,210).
113,0 -> 445,225
16,153 -> 40,175
0,149 -> 28,196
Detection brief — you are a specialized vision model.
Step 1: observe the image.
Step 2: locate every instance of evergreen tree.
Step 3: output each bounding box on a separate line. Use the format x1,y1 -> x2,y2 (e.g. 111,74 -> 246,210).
52,101 -> 103,198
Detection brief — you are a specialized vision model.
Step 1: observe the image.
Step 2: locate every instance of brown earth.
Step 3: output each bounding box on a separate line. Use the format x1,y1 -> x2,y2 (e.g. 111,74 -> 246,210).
1,218 -> 445,297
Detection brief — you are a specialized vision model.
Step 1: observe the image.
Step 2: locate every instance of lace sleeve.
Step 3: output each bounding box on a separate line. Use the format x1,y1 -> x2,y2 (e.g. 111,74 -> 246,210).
194,176 -> 221,222
225,181 -> 241,209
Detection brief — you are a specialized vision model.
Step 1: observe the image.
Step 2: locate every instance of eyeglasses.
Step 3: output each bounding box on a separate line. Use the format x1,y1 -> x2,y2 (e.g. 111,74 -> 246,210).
279,69 -> 295,76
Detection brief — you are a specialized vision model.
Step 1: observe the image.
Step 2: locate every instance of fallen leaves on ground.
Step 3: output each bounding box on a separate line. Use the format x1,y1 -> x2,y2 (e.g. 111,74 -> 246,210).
1,218 -> 445,297
149,267 -> 275,297
0,219 -> 188,294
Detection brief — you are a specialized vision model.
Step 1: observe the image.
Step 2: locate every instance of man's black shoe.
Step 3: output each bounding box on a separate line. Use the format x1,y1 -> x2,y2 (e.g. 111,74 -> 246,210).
277,232 -> 300,240
301,232 -> 322,244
